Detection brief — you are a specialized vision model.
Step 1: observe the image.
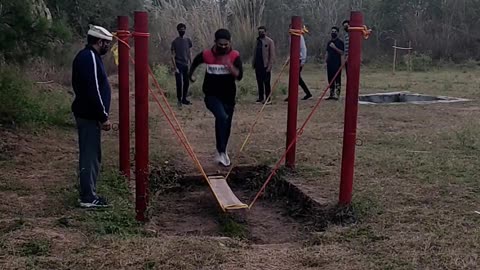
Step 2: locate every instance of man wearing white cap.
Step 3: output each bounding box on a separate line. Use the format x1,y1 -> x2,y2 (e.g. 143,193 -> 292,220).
72,25 -> 113,208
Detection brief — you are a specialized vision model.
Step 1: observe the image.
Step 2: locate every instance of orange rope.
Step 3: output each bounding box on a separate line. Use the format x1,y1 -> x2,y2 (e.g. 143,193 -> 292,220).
224,57 -> 290,181
349,25 -> 372,40
248,61 -> 346,209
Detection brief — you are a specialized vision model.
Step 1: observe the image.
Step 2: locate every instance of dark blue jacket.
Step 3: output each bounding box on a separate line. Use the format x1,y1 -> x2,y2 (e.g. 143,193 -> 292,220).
71,45 -> 111,123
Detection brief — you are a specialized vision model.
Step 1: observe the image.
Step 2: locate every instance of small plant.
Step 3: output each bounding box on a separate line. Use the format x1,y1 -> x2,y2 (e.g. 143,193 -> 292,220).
411,53 -> 433,72
218,215 -> 249,239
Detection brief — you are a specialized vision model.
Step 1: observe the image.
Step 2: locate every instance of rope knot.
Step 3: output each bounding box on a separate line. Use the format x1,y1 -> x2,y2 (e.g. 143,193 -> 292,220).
289,25 -> 309,36
348,25 -> 372,39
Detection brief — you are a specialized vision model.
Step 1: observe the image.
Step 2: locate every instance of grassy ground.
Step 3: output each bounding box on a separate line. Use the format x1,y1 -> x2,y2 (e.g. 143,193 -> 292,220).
1,65 -> 479,269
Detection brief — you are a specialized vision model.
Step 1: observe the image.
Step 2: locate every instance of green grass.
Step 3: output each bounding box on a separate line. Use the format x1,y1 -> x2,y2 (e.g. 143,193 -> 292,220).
218,215 -> 249,239
0,68 -> 71,127
20,239 -> 51,257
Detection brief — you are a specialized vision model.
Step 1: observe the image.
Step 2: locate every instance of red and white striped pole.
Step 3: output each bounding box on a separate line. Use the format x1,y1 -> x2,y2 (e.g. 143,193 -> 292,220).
134,11 -> 149,221
339,11 -> 364,205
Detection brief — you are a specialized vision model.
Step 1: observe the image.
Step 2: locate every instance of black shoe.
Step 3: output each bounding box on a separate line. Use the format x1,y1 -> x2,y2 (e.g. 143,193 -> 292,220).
326,96 -> 336,100
80,197 -> 110,208
256,98 -> 264,103
302,94 -> 313,100
284,97 -> 289,102
182,100 -> 192,105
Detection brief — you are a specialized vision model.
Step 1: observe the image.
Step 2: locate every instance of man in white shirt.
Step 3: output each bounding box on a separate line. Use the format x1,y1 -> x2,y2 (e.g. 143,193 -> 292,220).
285,30 -> 312,101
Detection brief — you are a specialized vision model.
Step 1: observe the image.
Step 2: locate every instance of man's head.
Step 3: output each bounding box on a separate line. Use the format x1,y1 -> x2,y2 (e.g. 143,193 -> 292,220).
331,26 -> 340,39
258,26 -> 266,39
342,20 -> 350,32
214,28 -> 231,55
87,25 -> 113,55
177,23 -> 186,37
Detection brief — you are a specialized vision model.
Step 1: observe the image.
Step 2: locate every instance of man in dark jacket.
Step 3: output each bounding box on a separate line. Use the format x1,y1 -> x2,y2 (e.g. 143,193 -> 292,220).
189,29 -> 243,167
71,25 -> 113,208
253,26 -> 275,104
171,23 -> 193,106
325,26 -> 345,100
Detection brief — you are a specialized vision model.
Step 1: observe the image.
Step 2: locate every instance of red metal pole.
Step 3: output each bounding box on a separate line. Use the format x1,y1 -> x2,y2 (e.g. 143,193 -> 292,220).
339,11 -> 364,205
117,16 -> 130,180
134,11 -> 149,221
286,16 -> 302,169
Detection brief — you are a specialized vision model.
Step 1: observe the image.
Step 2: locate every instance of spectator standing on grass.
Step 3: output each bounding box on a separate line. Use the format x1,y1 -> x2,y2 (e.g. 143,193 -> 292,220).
325,26 -> 344,100
253,26 -> 275,104
171,23 -> 193,107
342,20 -> 350,72
189,29 -> 243,167
285,27 -> 312,102
71,25 -> 113,208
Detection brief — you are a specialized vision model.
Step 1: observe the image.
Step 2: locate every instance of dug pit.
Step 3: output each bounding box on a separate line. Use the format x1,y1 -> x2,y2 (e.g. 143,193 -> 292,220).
147,165 -> 355,244
359,91 -> 469,105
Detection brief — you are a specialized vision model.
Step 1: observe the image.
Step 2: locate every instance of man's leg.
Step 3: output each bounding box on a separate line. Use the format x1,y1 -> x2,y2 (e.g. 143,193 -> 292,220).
264,69 -> 272,102
181,65 -> 191,104
175,63 -> 183,103
299,66 -> 312,98
205,96 -> 229,154
327,63 -> 336,98
76,118 -> 101,203
255,68 -> 265,102
335,64 -> 342,98
223,103 -> 235,149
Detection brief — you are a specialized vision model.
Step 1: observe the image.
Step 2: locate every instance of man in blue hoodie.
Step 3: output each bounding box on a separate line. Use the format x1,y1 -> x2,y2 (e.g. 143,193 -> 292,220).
71,25 -> 113,208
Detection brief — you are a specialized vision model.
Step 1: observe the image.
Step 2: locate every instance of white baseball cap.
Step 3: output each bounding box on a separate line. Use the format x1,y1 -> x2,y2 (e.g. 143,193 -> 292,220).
87,25 -> 113,41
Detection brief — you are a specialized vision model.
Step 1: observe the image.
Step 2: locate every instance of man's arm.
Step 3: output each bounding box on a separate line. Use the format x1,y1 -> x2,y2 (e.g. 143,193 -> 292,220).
189,52 -> 204,81
329,41 -> 344,55
300,36 -> 307,66
189,38 -> 193,65
267,39 -> 275,72
80,51 -> 109,123
171,41 -> 178,72
231,56 -> 243,81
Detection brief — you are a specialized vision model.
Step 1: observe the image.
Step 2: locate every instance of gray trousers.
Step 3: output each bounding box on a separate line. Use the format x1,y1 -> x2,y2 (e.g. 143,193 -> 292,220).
76,117 -> 101,202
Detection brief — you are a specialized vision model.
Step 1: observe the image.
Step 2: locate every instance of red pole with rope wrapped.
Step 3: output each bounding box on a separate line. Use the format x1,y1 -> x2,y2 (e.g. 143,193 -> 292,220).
339,11 -> 365,205
117,16 -> 130,180
134,11 -> 149,221
286,16 -> 302,169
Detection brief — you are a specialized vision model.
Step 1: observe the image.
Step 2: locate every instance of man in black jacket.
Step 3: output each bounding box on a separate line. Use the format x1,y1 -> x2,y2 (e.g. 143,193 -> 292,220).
71,25 -> 113,208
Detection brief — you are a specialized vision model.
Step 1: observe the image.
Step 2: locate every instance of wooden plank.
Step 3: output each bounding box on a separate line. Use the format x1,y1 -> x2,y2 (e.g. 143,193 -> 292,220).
208,176 -> 248,211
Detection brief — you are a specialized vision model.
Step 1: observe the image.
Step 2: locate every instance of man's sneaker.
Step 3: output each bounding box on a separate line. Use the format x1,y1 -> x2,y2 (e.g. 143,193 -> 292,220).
263,98 -> 272,105
177,100 -> 182,108
182,99 -> 192,105
80,197 -> 110,208
302,94 -> 313,100
256,98 -> 264,103
218,152 -> 231,167
284,97 -> 289,102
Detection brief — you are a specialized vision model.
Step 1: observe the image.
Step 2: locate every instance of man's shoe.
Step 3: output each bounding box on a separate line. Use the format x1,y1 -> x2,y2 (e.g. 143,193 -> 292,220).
182,99 -> 192,105
177,101 -> 182,108
302,94 -> 313,100
80,197 -> 110,209
284,97 -> 289,102
256,98 -> 264,103
218,152 -> 231,167
263,98 -> 272,105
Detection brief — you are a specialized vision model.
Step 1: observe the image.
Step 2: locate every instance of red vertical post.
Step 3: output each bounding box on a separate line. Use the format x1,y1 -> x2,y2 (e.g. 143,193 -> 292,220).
286,16 -> 302,169
339,11 -> 364,205
117,16 -> 130,180
134,11 -> 149,221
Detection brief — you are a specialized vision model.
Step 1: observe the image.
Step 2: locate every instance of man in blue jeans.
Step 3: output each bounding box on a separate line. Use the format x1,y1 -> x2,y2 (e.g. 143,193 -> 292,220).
189,29 -> 243,167
71,25 -> 113,208
171,23 -> 193,107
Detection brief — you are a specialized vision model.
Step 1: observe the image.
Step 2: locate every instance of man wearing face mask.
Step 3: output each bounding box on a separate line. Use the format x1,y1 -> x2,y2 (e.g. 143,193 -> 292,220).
325,26 -> 345,100
71,25 -> 113,208
253,26 -> 275,104
189,29 -> 243,167
171,23 -> 193,107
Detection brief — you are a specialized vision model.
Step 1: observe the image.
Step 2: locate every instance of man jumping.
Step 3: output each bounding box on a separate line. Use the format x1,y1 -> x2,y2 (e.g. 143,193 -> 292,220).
189,29 -> 243,167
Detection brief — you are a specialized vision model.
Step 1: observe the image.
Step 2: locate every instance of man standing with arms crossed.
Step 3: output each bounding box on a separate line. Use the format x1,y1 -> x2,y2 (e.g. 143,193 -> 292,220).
72,25 -> 113,208
171,23 -> 193,107
253,26 -> 275,104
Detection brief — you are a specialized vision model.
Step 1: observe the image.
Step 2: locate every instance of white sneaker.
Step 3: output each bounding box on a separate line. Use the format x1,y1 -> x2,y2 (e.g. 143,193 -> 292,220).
218,152 -> 231,167
224,151 -> 231,165
215,152 -> 222,164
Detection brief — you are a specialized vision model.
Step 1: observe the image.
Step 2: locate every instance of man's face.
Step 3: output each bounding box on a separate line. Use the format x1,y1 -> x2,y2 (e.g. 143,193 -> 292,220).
331,28 -> 339,39
178,27 -> 186,37
258,29 -> 266,38
215,38 -> 231,54
343,22 -> 349,32
99,40 -> 110,55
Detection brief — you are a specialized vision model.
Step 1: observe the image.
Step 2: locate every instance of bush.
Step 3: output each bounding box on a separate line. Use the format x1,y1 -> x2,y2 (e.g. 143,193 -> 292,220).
411,53 -> 433,72
0,68 -> 71,126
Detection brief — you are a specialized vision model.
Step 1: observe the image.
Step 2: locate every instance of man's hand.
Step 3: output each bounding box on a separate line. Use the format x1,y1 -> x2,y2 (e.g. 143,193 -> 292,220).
175,68 -> 180,74
189,75 -> 196,83
329,42 -> 337,49
101,120 -> 112,131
